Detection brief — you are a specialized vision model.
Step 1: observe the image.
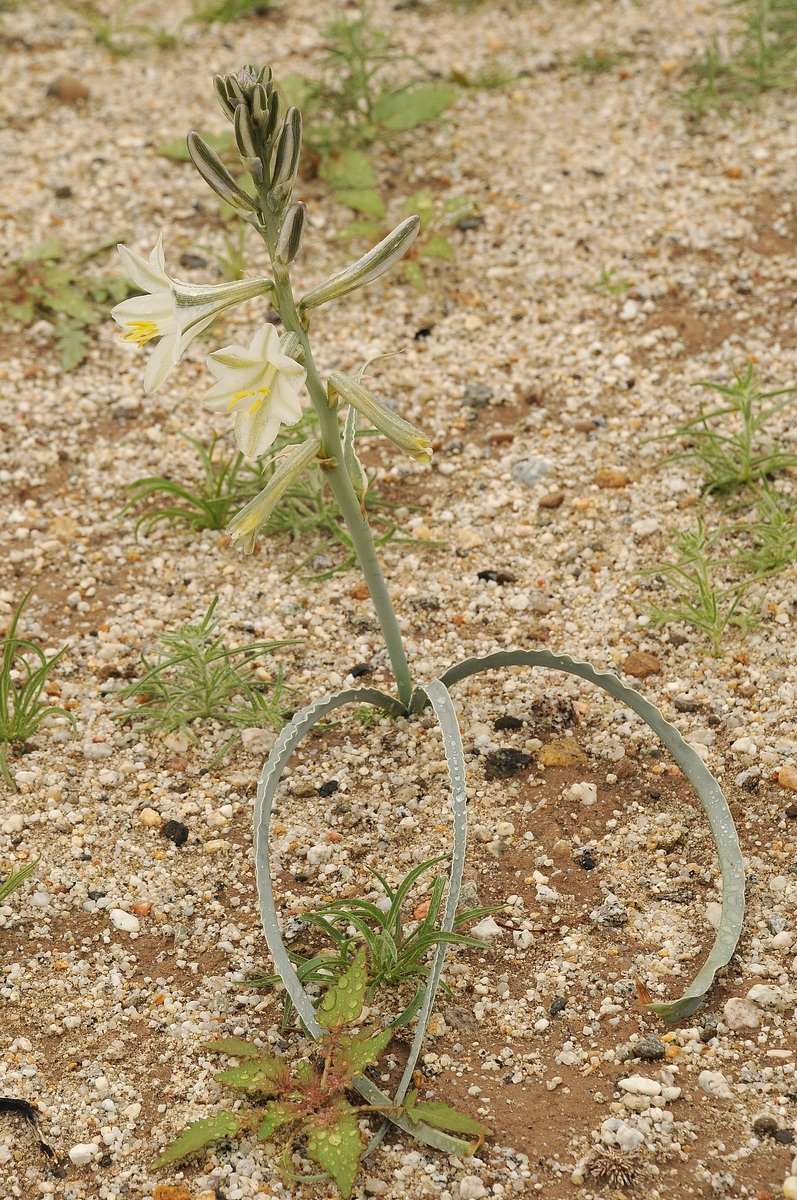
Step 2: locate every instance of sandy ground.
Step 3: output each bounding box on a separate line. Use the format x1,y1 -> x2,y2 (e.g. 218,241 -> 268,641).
3,1 -> 797,1198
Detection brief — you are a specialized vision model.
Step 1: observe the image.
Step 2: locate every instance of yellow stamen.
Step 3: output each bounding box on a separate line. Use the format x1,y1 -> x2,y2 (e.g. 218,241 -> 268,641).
228,385 -> 271,414
122,320 -> 159,348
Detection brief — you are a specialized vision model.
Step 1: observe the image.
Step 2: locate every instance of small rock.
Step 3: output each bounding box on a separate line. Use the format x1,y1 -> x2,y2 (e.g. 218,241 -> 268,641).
109,909 -> 139,934
784,1177 -> 797,1200
538,737 -> 586,766
674,695 -> 703,713
241,726 -> 277,754
778,764 -> 797,791
698,1069 -> 733,1099
462,384 -> 493,408
538,491 -> 565,509
595,467 -> 630,489
484,748 -> 532,779
477,569 -> 517,585
204,839 -> 230,853
724,996 -> 762,1030
471,916 -> 504,941
615,1122 -> 644,1151
130,901 -> 152,917
153,1188 -> 192,1200
566,781 -> 597,806
307,844 -> 332,866
494,714 -> 523,731
622,650 -> 661,678
635,1035 -> 666,1062
618,1074 -> 662,1097
123,1103 -> 141,1119
786,803 -> 797,818
47,76 -> 90,104
178,253 -> 208,269
68,1143 -> 98,1165
752,1114 -> 778,1138
457,879 -> 482,910
161,819 -> 189,846
139,807 -> 162,828
459,1176 -> 488,1200
83,741 -> 113,761
592,894 -> 629,928
445,1006 -> 480,1033
512,458 -> 551,487
578,849 -> 596,870
317,779 -> 339,797
364,1179 -> 389,1196
746,984 -> 788,1010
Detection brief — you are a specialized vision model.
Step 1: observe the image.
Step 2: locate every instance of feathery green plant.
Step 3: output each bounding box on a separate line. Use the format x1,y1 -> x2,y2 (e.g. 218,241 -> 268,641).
112,598 -> 294,762
0,858 -> 40,904
679,0 -> 797,121
649,366 -> 797,493
248,855 -> 498,1028
0,592 -> 75,791
587,266 -> 632,296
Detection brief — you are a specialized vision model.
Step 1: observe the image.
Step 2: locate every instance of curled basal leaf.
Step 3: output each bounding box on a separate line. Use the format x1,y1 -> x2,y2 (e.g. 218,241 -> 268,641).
328,372 -> 432,464
187,131 -> 259,214
299,216 -> 420,313
228,437 -> 321,553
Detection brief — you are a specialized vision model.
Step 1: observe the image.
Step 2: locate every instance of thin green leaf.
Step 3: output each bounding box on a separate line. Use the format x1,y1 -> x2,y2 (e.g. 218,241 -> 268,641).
372,86 -> 458,130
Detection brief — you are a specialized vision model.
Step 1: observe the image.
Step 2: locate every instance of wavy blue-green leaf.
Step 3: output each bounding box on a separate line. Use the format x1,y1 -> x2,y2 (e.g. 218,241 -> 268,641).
410,649 -> 743,1023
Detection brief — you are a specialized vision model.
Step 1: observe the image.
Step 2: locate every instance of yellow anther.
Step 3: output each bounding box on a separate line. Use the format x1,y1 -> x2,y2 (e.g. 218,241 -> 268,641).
122,320 -> 159,347
228,385 -> 271,413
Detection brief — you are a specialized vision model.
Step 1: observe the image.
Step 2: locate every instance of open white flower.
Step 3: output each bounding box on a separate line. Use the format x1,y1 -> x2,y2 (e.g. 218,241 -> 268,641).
112,235 -> 274,393
203,324 -> 307,458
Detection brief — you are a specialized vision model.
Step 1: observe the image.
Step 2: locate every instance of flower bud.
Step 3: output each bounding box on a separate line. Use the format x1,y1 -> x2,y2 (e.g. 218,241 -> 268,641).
328,373 -> 432,464
300,216 -> 420,313
275,203 -> 306,267
187,131 -> 259,214
228,437 -> 321,553
269,107 -> 302,207
214,74 -> 236,122
234,103 -> 259,161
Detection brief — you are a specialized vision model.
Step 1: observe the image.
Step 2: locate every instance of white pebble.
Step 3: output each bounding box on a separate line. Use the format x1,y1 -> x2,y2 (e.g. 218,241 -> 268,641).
747,984 -> 788,1010
730,736 -> 757,756
307,844 -> 332,866
566,781 -> 597,806
109,909 -> 139,934
470,916 -> 503,941
123,1103 -> 141,1120
783,1177 -> 797,1200
698,1070 -> 733,1099
615,1123 -> 644,1151
459,1176 -> 488,1200
724,997 -> 761,1030
618,1074 -> 662,1097
68,1143 -> 98,1166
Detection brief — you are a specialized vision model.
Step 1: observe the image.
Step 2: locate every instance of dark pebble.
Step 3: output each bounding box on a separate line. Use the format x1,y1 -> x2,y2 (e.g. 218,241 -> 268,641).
463,383 -> 493,408
674,695 -> 703,713
578,850 -> 596,871
477,569 -> 516,584
318,780 -> 339,797
635,1034 -> 666,1062
494,715 -> 523,732
774,1129 -> 794,1144
161,820 -> 189,847
752,1115 -> 778,1137
699,1013 -> 719,1043
414,327 -> 433,340
484,748 -> 532,780
54,185 -> 73,199
786,804 -> 797,819
350,663 -> 373,678
445,1006 -> 480,1032
550,996 -> 567,1016
178,253 -> 208,269
456,215 -> 484,231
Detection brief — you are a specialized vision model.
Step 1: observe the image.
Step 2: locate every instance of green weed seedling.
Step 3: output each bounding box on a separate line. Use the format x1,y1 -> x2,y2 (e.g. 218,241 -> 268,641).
154,950 -> 489,1198
191,0 -> 274,23
0,858 -> 40,904
650,366 -> 797,493
113,598 -> 294,762
643,521 -> 762,657
728,480 -> 797,577
0,591 -> 75,791
122,426 -> 424,580
76,0 -> 177,56
0,238 -> 133,370
570,48 -> 633,76
679,0 -> 797,121
249,855 -> 498,1028
342,189 -> 478,288
587,266 -> 632,296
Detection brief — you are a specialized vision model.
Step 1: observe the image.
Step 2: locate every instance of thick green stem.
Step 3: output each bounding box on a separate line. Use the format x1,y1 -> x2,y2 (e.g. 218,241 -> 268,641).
267,257 -> 413,709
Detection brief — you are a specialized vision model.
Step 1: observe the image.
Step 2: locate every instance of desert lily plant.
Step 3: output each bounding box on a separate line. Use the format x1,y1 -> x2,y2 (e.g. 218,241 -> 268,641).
115,64 -> 745,1194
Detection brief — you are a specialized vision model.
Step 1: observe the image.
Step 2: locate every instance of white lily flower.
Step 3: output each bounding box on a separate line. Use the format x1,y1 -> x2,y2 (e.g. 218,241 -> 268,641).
203,324 -> 307,458
112,235 -> 274,393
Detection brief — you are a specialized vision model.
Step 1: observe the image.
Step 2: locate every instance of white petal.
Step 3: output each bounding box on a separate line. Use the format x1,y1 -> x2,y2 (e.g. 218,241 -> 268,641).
271,354 -> 306,388
143,334 -> 178,393
270,380 -> 303,425
202,367 -> 264,411
117,242 -> 170,294
111,292 -> 174,328
207,344 -> 260,376
250,323 -> 279,359
236,407 -> 282,458
174,314 -> 216,359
